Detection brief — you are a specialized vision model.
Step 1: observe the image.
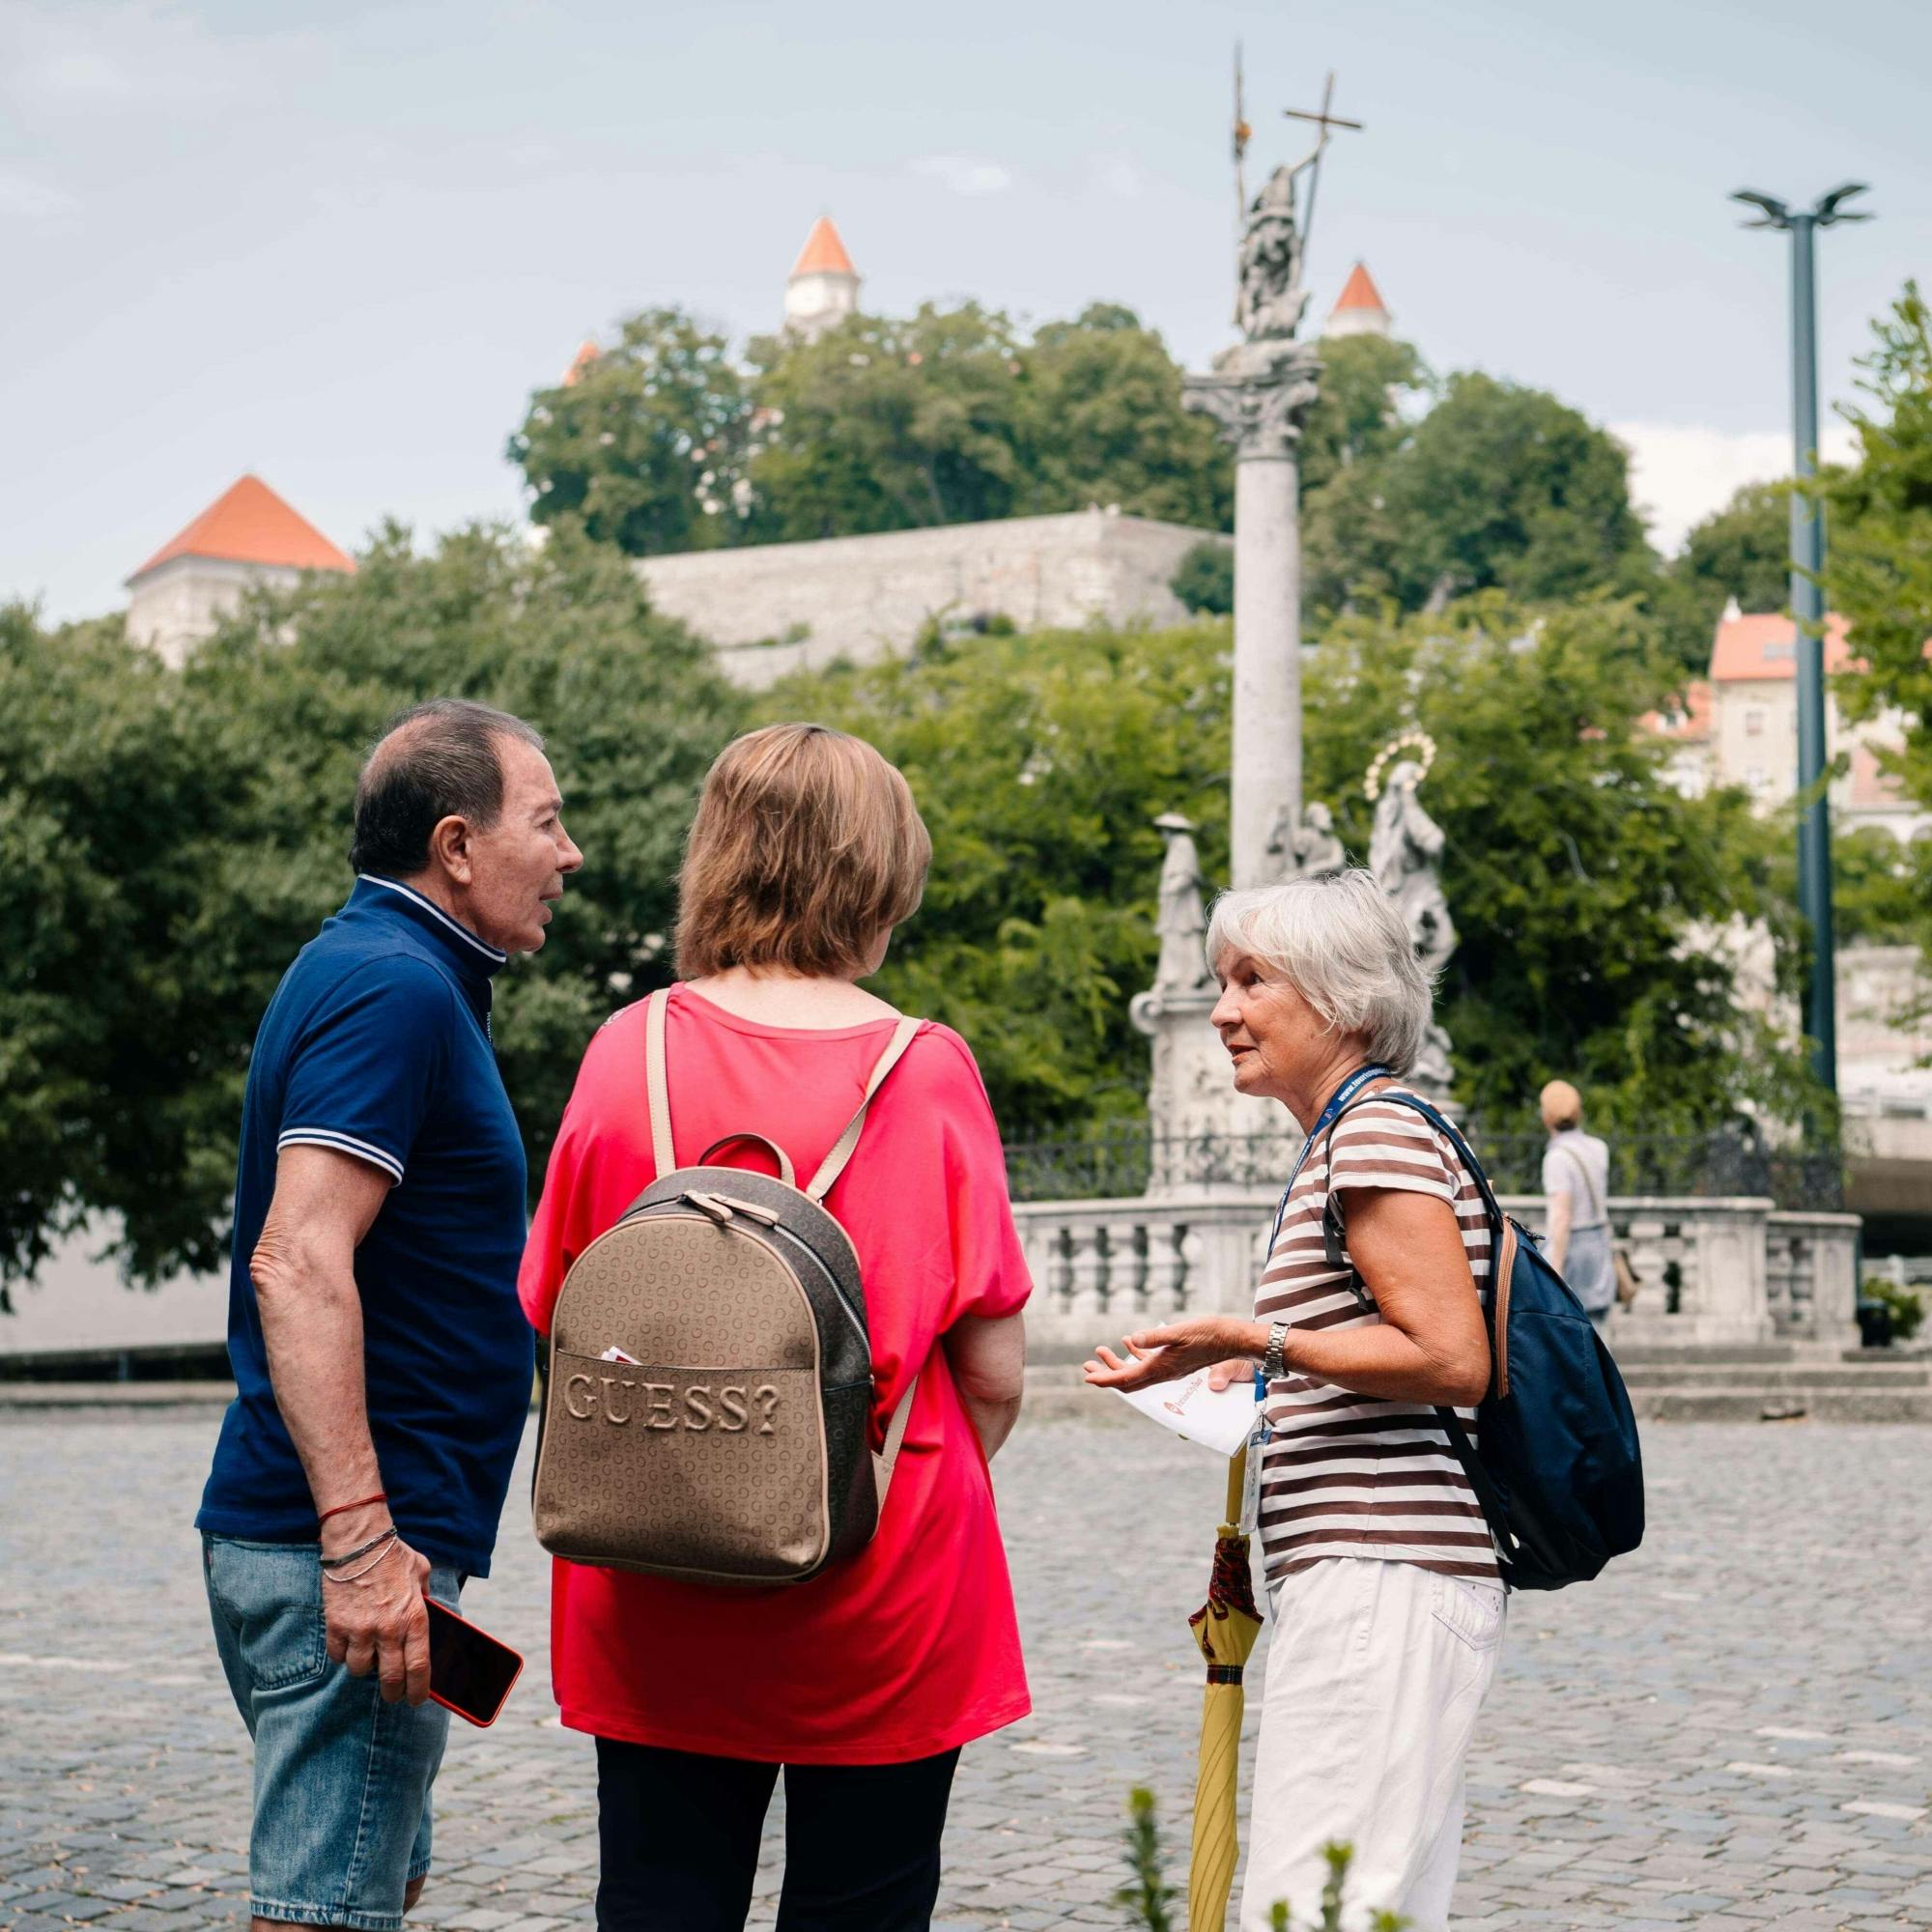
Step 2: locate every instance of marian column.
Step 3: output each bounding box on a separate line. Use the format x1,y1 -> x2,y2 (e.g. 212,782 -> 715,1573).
1188,162 -> 1322,886
1130,156 -> 1323,1190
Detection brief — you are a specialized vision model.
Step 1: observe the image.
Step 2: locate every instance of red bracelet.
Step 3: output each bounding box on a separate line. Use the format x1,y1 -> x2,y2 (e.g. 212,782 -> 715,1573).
318,1491 -> 387,1525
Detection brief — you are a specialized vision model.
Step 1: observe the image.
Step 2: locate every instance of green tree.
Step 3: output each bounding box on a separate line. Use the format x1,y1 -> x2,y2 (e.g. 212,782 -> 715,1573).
1304,374 -> 1654,619
1653,481 -> 1792,674
1017,303 -> 1231,527
1170,539 -> 1233,616
508,307 -> 753,555
0,606 -> 246,1296
0,528 -> 743,1293
1303,597 -> 1814,1130
1297,332 -> 1431,497
1823,281 -> 1932,809
746,303 -> 1030,539
766,602 -> 1810,1139
1818,281 -> 1932,987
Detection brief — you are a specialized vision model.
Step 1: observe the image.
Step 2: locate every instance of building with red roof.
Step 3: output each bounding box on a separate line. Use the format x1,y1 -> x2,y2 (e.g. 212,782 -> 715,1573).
1704,599 -> 1923,836
1324,261 -> 1391,340
126,474 -> 354,667
783,215 -> 861,342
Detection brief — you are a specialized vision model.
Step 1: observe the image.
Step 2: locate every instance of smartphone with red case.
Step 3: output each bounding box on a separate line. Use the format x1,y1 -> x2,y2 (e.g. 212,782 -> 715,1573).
424,1598 -> 524,1727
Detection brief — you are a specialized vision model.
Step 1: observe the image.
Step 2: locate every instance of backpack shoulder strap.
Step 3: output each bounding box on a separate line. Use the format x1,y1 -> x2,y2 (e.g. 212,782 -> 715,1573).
1329,1088 -> 1504,1236
1554,1142 -> 1604,1221
872,1373 -> 919,1508
1324,1087 -> 1516,1398
804,1017 -> 922,1206
644,987 -> 675,1180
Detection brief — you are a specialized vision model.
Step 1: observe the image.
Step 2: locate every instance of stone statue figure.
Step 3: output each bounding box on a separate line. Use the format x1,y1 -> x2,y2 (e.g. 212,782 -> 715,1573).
1235,158 -> 1317,344
1267,800 -> 1347,882
1369,760 -> 1458,980
1152,812 -> 1214,994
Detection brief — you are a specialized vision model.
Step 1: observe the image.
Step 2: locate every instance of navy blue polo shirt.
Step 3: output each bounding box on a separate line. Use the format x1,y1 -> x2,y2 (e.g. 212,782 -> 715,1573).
196,875 -> 534,1576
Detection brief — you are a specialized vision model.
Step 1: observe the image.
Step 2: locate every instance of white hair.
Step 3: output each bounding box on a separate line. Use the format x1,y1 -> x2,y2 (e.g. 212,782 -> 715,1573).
1204,868 -> 1434,1076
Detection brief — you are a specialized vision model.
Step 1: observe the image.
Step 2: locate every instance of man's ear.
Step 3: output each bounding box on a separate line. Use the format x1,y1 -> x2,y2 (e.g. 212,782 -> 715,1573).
426,812 -> 474,886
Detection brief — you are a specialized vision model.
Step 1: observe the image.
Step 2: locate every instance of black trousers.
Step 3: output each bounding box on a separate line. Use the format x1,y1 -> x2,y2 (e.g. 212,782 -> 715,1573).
594,1736 -> 962,1932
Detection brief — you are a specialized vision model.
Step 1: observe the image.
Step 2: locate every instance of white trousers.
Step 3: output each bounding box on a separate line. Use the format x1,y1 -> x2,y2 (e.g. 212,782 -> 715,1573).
1240,1556 -> 1505,1932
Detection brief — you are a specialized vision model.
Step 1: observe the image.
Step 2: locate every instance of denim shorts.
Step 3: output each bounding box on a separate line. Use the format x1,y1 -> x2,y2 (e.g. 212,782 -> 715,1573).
203,1534 -> 461,1930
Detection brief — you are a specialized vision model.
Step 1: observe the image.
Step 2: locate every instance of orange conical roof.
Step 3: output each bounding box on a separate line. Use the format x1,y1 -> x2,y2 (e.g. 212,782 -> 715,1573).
562,338 -> 599,386
1330,261 -> 1388,317
789,215 -> 856,279
130,475 -> 355,582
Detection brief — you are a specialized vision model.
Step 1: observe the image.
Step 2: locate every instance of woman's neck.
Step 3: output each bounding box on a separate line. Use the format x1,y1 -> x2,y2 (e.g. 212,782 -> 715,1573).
1280,1043 -> 1382,1136
683,967 -> 898,1030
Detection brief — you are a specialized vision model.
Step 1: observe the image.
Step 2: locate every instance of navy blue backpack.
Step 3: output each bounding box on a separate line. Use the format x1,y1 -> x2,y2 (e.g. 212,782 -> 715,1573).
1324,1090 -> 1645,1591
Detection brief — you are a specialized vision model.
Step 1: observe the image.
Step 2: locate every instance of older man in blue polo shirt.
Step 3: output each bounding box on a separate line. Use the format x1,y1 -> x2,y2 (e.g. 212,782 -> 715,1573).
197,697 -> 581,1932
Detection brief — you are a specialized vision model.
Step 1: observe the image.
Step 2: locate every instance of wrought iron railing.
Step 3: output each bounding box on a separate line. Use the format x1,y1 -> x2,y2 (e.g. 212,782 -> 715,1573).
1003,1122 -> 1845,1212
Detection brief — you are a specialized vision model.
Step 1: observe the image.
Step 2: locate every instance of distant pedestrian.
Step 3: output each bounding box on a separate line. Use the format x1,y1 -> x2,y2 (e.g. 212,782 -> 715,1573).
197,698 -> 582,1932
1540,1079 -> 1616,1328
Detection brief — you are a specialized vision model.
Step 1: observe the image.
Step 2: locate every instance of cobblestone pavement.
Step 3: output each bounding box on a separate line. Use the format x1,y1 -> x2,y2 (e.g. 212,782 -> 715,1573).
3,1409 -> 1930,1931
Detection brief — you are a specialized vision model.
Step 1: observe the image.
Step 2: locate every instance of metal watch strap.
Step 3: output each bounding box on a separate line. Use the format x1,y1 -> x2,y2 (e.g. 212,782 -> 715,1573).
1262,1321 -> 1289,1382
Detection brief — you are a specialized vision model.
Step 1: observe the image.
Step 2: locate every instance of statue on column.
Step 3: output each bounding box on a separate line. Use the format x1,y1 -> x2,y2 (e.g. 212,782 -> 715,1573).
1369,757 -> 1457,980
1366,736 -> 1458,1094
1151,812 -> 1214,994
1235,159 -> 1316,343
1267,799 -> 1347,881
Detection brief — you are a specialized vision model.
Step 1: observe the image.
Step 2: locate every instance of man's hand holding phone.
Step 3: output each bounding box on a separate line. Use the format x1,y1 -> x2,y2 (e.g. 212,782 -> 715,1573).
320,1503 -> 432,1706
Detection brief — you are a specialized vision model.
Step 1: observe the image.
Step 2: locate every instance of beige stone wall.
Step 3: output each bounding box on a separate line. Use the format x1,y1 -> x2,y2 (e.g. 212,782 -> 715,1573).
636,510 -> 1221,690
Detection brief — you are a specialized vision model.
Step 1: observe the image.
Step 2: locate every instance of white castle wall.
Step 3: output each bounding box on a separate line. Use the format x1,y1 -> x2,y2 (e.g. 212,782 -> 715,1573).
636,509 -> 1220,690
126,556 -> 304,668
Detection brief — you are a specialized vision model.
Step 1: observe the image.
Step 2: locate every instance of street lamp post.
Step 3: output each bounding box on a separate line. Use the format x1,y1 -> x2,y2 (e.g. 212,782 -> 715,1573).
1731,182 -> 1873,1100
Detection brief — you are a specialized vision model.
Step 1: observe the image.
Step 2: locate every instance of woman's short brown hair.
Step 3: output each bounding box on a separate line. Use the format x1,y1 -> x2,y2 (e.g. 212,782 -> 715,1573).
675,724 -> 931,980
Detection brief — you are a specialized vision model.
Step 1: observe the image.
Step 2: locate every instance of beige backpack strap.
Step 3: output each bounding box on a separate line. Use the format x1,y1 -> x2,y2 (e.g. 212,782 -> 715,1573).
802,1017 -> 921,1206
643,987 -> 676,1180
871,1371 -> 921,1507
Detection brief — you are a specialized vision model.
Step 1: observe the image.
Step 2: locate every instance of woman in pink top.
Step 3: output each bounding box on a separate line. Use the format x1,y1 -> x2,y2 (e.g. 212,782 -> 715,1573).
519,724 -> 1032,1932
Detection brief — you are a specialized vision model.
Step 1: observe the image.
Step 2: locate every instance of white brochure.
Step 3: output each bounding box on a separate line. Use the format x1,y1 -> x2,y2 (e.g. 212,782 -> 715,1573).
1113,1370 -> 1258,1458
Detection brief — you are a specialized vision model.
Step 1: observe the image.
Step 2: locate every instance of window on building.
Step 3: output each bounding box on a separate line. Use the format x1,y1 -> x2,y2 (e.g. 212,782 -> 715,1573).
1746,709 -> 1765,736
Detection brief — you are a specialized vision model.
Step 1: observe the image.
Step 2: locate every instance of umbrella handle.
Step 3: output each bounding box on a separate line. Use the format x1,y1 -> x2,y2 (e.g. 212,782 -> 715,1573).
1223,1444 -> 1247,1531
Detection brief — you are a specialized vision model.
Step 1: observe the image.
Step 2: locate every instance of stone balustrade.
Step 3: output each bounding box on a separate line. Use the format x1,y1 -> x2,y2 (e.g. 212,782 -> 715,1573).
1014,1191 -> 1861,1358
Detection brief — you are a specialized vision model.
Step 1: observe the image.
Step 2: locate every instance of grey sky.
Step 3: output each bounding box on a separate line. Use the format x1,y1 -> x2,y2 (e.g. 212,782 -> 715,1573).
4,0 -> 1926,623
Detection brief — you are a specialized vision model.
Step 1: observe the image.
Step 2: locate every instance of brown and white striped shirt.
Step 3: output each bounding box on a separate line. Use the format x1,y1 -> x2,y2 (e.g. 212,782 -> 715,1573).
1256,1088 -> 1498,1586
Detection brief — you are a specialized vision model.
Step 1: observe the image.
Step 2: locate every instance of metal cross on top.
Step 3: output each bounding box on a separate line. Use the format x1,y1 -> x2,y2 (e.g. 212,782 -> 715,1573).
1281,72 -> 1362,259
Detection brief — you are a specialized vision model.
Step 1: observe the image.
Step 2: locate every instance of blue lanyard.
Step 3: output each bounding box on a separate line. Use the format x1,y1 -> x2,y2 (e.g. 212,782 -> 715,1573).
1267,1063 -> 1392,1246
1252,1062 -> 1393,1424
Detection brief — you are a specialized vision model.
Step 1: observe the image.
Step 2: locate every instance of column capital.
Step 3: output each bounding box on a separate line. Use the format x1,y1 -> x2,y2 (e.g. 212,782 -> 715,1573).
1183,340 -> 1322,462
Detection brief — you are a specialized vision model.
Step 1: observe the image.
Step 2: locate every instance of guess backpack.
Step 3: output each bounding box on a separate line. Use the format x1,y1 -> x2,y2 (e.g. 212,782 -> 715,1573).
532,987 -> 923,1586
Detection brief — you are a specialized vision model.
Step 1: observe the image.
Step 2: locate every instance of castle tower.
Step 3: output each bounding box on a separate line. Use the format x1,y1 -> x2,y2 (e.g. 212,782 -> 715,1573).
126,474 -> 354,668
783,216 -> 861,341
1323,261 -> 1391,340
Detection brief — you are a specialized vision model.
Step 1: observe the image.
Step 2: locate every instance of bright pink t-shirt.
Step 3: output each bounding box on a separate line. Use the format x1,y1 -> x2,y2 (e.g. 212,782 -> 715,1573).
518,983 -> 1033,1765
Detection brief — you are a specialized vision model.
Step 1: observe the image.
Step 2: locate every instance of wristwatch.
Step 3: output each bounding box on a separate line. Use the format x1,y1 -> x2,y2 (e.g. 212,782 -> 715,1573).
1262,1320 -> 1290,1383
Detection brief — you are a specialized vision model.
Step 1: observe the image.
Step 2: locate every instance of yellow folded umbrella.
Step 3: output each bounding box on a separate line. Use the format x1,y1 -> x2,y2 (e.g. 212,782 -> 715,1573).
1186,1444 -> 1264,1932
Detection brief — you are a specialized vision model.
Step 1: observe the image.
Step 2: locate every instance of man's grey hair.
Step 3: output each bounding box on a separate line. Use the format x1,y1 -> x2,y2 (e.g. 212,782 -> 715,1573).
1204,867 -> 1435,1076
350,698 -> 545,879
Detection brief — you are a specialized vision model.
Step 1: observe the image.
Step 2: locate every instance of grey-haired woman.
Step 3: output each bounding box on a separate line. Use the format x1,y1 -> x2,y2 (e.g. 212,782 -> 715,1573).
1084,868 -> 1504,1932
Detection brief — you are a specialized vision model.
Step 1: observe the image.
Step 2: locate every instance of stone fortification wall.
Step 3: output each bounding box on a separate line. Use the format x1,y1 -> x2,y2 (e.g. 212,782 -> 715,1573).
635,509 -> 1220,690
126,556 -> 303,669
